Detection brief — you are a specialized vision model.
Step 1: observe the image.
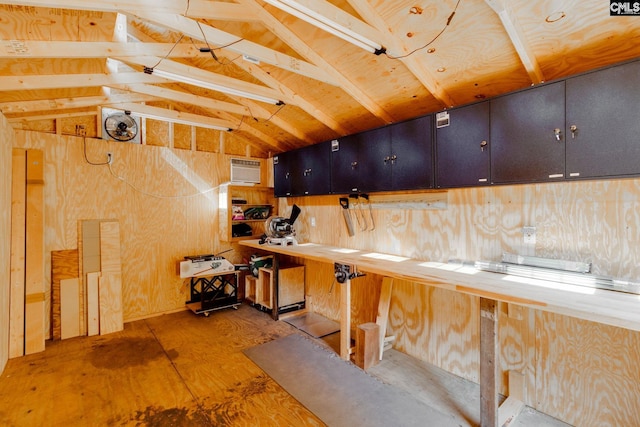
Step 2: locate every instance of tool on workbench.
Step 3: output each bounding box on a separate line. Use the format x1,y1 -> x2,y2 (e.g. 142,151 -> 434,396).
339,197 -> 355,236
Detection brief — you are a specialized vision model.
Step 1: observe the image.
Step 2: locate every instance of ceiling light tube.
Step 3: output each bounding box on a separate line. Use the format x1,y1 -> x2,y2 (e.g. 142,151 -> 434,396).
145,67 -> 283,105
263,0 -> 386,55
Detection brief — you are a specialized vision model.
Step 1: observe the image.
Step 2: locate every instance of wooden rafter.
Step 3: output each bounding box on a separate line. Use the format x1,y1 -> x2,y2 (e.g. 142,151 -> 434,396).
0,0 -> 252,20
0,72 -> 167,91
0,40 -> 202,59
105,102 -> 236,131
345,0 -> 456,107
485,0 -> 544,84
118,56 -> 288,105
128,17 -> 339,141
129,11 -> 337,86
0,92 -> 157,114
244,0 -> 396,125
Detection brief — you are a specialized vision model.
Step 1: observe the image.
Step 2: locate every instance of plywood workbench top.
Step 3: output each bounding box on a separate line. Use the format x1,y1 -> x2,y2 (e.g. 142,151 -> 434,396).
240,239 -> 640,333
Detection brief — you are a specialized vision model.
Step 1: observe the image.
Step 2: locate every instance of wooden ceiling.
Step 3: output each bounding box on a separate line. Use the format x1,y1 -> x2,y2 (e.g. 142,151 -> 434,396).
1,0 -> 639,158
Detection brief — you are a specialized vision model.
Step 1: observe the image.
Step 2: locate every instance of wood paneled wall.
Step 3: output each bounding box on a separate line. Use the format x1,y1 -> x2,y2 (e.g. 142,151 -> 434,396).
279,180 -> 640,426
11,129 -> 270,330
0,113 -> 14,372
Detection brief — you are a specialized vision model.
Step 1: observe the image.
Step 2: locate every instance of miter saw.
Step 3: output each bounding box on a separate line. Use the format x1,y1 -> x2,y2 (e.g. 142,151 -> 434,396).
259,204 -> 301,246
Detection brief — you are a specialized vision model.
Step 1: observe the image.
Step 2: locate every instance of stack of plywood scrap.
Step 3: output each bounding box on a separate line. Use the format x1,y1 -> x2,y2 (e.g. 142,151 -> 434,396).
50,219 -> 124,343
9,148 -> 123,358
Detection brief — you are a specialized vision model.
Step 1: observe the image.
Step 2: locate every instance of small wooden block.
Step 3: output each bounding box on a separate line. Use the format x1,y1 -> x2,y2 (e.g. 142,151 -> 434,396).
355,322 -> 380,371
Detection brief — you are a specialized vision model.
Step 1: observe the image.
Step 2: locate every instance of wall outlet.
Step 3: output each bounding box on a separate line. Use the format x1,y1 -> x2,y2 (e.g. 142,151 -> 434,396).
522,226 -> 536,244
310,217 -> 316,227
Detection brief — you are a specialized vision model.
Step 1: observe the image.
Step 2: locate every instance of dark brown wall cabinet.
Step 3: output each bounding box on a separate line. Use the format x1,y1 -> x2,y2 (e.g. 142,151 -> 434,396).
274,140 -> 331,197
330,115 -> 433,194
275,58 -> 640,196
565,59 -> 640,180
490,81 -> 566,184
435,101 -> 491,188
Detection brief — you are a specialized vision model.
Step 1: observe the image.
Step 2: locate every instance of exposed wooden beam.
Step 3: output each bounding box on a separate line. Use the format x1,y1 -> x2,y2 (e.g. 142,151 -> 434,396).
242,0 -> 396,125
345,0 -> 457,107
107,83 -> 252,117
0,72 -> 167,91
106,102 -> 236,131
0,0 -> 245,18
0,40 -> 202,59
118,56 -> 288,104
125,30 -> 318,145
184,2 -> 259,22
130,11 -> 338,86
8,110 -> 97,123
0,93 -> 157,114
485,0 -> 545,84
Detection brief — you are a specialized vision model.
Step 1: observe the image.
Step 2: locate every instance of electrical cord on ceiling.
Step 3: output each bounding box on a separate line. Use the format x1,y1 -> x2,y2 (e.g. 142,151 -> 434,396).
148,34 -> 185,69
194,21 -> 245,66
107,162 -> 218,199
385,0 -> 462,60
236,102 -> 286,129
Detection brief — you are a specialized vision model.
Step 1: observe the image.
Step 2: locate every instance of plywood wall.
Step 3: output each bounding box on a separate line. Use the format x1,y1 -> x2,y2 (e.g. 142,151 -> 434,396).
12,129 -> 270,329
0,113 -> 14,373
279,179 -> 640,426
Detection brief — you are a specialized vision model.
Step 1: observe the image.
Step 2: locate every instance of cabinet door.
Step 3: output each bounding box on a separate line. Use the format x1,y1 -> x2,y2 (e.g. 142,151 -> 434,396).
293,141 -> 331,196
391,115 -> 434,190
490,81 -> 565,184
436,102 -> 490,188
357,126 -> 392,193
566,60 -> 640,179
331,134 -> 361,194
273,151 -> 293,197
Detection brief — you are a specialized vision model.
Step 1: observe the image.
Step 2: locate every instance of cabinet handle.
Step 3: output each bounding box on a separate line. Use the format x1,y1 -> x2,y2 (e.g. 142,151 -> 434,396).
303,168 -> 312,176
480,140 -> 487,152
285,172 -> 290,179
554,128 -> 562,141
383,156 -> 390,164
570,124 -> 578,139
390,154 -> 397,164
351,161 -> 358,169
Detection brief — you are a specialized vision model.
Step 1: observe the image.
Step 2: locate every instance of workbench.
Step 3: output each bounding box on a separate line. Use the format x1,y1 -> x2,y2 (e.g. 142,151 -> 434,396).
240,239 -> 640,426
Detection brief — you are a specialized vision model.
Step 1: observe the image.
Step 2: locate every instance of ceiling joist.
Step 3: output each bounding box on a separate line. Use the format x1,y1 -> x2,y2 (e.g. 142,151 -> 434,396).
0,40 -> 202,59
485,0 -> 545,84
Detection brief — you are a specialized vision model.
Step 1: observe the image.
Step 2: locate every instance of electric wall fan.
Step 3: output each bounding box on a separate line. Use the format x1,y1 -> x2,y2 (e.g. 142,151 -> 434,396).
104,111 -> 139,142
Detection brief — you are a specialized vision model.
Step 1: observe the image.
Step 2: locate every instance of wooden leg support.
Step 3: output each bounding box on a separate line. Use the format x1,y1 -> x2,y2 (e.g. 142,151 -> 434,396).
480,297 -> 499,427
339,278 -> 351,360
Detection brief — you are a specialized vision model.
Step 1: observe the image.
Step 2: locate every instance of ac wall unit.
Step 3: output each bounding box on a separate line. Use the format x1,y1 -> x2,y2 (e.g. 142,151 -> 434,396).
101,107 -> 141,144
231,158 -> 261,184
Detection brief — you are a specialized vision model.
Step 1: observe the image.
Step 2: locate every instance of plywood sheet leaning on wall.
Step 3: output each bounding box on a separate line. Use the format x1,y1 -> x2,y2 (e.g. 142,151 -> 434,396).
99,220 -> 123,335
60,278 -> 80,340
9,149 -> 26,358
86,272 -> 100,336
24,149 -> 45,355
51,249 -> 79,340
80,219 -> 101,336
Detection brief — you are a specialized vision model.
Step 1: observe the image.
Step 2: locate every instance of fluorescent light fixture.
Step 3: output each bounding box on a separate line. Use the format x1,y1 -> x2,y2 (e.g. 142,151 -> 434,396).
263,0 -> 386,55
144,67 -> 283,105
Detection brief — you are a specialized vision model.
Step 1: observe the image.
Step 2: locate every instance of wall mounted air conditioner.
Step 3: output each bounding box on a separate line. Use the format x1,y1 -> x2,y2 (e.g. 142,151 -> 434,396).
101,107 -> 142,144
231,158 -> 261,184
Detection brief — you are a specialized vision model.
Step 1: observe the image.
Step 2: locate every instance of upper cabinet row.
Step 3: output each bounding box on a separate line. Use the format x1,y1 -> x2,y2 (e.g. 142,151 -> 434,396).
274,58 -> 640,197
